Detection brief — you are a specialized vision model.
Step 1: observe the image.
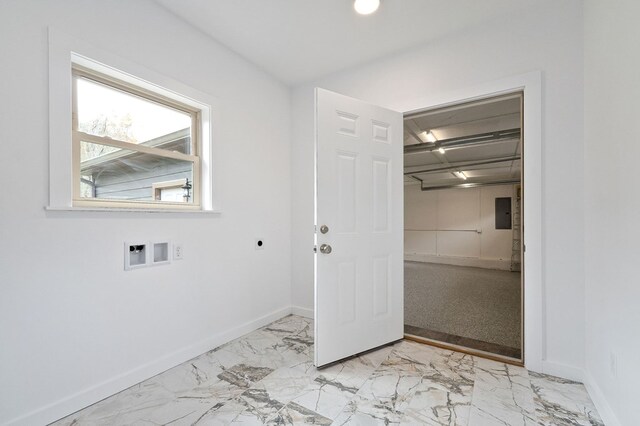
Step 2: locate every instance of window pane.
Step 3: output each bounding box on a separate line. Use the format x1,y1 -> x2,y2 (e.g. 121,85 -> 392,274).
79,141 -> 194,203
158,186 -> 185,202
76,77 -> 192,154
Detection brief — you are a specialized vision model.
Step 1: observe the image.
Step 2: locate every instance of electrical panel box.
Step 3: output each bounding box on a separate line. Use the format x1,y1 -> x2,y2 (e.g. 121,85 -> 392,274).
495,197 -> 512,229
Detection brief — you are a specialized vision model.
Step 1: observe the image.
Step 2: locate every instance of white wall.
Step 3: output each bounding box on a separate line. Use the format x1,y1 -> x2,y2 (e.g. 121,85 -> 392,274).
404,184 -> 516,270
583,0 -> 640,424
0,1 -> 291,424
291,0 -> 584,374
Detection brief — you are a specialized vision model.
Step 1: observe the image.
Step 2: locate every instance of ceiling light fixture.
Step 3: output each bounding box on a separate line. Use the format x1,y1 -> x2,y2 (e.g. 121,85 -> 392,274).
354,0 -> 380,15
455,171 -> 467,180
419,130 -> 437,143
438,147 -> 446,154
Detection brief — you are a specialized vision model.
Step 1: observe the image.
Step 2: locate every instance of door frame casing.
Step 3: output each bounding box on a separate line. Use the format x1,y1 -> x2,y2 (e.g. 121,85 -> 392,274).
395,72 -> 543,372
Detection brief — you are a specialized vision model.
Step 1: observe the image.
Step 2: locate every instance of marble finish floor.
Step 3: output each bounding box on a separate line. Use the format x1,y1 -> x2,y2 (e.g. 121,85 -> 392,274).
53,315 -> 602,425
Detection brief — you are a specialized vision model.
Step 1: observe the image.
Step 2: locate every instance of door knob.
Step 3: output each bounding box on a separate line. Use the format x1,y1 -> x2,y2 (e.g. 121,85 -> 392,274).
319,244 -> 332,254
320,225 -> 329,234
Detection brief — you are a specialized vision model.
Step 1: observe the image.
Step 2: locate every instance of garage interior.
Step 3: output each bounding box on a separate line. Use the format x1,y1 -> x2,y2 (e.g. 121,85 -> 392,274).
403,93 -> 523,360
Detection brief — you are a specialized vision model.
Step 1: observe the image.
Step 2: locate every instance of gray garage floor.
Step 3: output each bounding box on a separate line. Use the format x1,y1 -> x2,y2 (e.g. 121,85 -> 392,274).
404,261 -> 521,358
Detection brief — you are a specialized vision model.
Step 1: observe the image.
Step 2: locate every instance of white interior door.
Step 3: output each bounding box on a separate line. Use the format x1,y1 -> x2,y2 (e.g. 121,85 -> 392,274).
314,88 -> 403,367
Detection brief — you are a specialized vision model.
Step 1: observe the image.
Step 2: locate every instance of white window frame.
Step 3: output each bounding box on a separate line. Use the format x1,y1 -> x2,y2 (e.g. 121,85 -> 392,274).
72,67 -> 202,210
48,27 -> 220,213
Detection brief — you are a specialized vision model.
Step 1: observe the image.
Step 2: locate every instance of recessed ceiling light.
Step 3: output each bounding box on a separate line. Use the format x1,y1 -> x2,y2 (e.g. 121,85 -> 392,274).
354,0 -> 380,15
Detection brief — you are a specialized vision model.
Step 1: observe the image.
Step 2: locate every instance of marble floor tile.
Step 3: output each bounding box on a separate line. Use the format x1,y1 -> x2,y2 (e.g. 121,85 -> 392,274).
237,388 -> 286,423
218,363 -> 275,388
288,345 -> 397,420
401,386 -> 469,426
356,369 -> 422,417
400,348 -> 476,425
249,362 -> 318,405
199,398 -> 266,425
318,355 -> 380,390
529,371 -> 603,426
332,393 -> 404,425
389,340 -> 461,374
289,372 -> 361,420
211,329 -> 309,371
52,315 -> 603,426
467,357 -> 537,426
53,361 -> 244,426
51,380 -> 174,426
261,315 -> 315,359
331,346 -> 430,425
355,344 -> 396,370
261,314 -> 313,338
267,401 -> 332,425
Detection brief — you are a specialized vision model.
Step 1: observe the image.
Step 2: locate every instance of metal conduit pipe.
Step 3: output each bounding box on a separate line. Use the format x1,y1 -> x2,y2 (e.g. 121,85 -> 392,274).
404,128 -> 521,155
420,178 -> 521,192
404,155 -> 521,176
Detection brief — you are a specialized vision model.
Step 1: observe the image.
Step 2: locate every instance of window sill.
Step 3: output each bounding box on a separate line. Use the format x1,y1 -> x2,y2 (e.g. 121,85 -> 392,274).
45,206 -> 221,214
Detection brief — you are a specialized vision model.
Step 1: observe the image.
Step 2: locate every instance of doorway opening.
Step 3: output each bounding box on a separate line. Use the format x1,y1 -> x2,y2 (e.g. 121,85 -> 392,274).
402,92 -> 524,364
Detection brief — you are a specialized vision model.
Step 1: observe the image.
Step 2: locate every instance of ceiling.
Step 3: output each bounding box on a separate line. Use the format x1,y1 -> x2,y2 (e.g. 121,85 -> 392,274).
404,94 -> 522,190
155,0 -> 552,85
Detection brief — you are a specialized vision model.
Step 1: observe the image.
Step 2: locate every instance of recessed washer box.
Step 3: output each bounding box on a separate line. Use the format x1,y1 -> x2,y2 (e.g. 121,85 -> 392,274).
124,241 -> 172,270
125,242 -> 149,270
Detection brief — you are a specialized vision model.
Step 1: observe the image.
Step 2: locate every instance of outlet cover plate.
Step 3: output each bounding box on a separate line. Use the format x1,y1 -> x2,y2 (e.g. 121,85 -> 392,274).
174,244 -> 184,260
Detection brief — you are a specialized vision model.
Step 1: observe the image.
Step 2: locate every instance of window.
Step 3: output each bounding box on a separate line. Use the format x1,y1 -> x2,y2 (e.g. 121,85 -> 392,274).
72,66 -> 201,209
48,29 -> 217,212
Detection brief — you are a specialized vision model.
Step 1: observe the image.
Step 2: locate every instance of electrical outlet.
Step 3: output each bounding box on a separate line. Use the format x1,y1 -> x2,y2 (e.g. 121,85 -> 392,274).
255,238 -> 265,250
174,244 -> 184,260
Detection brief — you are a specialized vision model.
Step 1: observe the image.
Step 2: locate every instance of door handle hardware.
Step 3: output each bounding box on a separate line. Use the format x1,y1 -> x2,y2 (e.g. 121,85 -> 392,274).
319,244 -> 332,254
320,225 -> 329,234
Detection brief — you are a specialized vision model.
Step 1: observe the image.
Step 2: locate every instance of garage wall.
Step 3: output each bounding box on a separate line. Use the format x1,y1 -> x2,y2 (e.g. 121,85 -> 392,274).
405,184 -> 517,270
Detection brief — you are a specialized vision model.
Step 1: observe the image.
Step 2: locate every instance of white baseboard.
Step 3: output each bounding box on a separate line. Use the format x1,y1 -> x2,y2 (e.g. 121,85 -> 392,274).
583,371 -> 621,426
7,306 -> 292,426
291,305 -> 313,319
540,360 -> 584,382
404,253 -> 512,271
